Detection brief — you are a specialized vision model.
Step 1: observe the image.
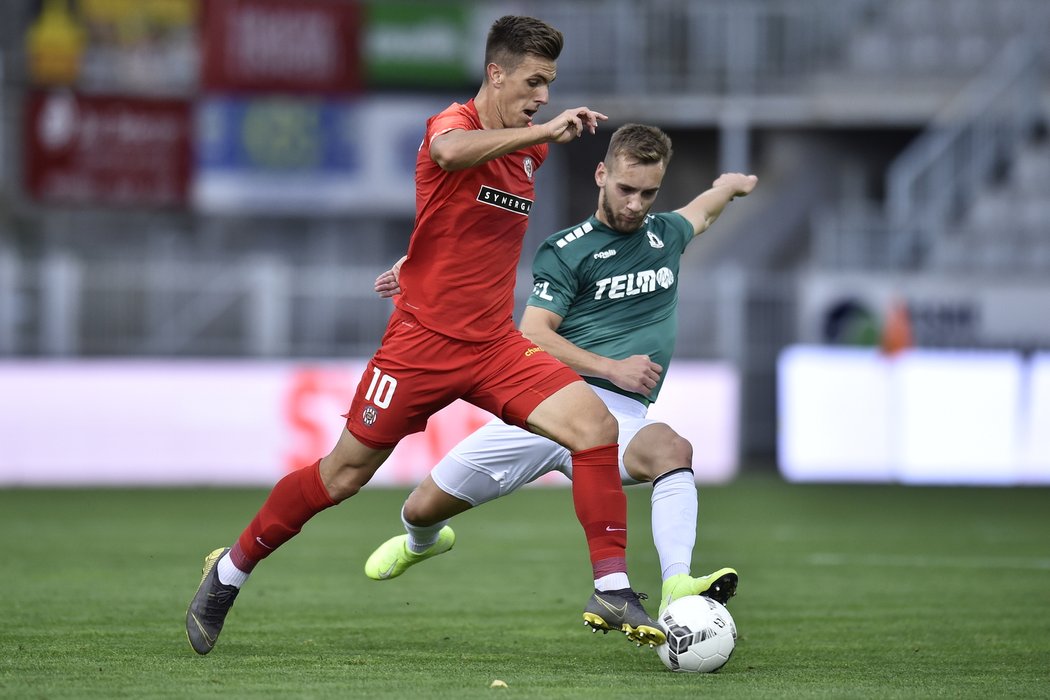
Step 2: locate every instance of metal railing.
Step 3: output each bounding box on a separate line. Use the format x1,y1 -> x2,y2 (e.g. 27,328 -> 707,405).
815,40 -> 1044,270
885,41 -> 1042,267
1,251 -> 768,361
521,0 -> 875,95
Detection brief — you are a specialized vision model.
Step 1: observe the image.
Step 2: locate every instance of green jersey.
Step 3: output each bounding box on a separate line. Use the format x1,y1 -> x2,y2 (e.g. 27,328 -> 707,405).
527,212 -> 694,405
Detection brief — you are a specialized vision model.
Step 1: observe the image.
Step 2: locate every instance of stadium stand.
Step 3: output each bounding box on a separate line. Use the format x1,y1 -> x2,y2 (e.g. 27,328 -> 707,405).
1,0 -> 1047,458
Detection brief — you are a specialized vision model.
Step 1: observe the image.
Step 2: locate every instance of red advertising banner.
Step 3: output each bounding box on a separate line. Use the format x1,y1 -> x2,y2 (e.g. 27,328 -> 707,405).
24,91 -> 191,206
201,0 -> 362,94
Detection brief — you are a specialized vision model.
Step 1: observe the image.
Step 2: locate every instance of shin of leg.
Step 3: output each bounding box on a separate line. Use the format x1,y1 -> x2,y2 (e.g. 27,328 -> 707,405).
570,444 -> 627,573
402,475 -> 473,527
623,424 -> 696,580
401,475 -> 472,553
650,469 -> 697,579
232,460 -> 336,570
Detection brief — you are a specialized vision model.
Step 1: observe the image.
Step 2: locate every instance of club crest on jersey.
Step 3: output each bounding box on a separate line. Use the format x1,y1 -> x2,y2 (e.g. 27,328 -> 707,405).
647,230 -> 665,249
523,156 -> 534,181
362,406 -> 377,426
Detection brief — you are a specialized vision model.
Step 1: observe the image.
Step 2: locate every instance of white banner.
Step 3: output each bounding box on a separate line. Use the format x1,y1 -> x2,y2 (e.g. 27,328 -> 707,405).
0,359 -> 738,486
798,272 -> 1050,348
778,347 -> 1050,485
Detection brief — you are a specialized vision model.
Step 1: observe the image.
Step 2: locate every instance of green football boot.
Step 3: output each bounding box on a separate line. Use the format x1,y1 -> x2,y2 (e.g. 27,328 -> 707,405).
659,567 -> 739,614
364,526 -> 456,580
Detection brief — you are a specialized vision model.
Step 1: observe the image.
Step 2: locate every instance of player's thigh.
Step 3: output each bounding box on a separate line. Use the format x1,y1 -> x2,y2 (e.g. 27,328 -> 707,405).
467,328 -> 614,450
431,418 -> 571,506
523,381 -> 618,451
622,421 -> 693,483
346,309 -> 470,448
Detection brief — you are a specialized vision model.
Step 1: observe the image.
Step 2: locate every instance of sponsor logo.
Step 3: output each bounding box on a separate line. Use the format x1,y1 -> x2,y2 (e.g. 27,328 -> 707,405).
532,280 -> 555,301
189,614 -> 216,645
524,346 -> 545,357
592,595 -> 629,617
647,230 -> 664,248
593,249 -> 617,259
523,156 -> 534,181
555,220 -> 594,248
594,267 -> 675,300
362,406 -> 378,426
477,185 -> 532,215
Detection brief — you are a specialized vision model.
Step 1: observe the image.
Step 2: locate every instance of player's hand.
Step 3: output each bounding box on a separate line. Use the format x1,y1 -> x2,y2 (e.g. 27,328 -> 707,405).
713,173 -> 758,199
542,107 -> 608,144
374,255 -> 407,298
609,354 -> 663,397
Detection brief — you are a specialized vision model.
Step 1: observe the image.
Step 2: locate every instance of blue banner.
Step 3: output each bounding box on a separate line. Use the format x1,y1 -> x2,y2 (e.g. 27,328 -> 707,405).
193,95 -> 433,214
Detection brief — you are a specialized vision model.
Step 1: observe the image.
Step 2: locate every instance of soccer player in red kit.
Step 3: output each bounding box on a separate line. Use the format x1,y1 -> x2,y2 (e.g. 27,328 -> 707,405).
186,15 -> 665,655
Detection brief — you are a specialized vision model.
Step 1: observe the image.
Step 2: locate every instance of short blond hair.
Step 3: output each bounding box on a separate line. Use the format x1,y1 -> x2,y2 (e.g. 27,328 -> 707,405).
605,124 -> 674,167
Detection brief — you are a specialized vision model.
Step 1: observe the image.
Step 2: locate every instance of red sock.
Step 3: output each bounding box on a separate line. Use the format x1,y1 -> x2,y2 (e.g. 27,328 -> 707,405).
229,460 -> 336,572
570,443 -> 627,579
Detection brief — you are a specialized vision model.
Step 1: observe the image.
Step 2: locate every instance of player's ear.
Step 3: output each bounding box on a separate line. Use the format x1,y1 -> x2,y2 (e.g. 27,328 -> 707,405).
487,63 -> 503,87
595,161 -> 607,187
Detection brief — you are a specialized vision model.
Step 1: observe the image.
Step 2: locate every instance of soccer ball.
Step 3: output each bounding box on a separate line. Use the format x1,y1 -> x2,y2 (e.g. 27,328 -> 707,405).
656,595 -> 737,673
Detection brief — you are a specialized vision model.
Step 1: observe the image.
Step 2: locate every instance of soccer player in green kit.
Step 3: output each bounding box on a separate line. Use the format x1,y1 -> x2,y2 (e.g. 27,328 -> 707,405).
366,124 -> 757,621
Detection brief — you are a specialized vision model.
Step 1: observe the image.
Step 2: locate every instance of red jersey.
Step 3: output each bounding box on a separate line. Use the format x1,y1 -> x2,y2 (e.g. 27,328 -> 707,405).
395,100 -> 547,342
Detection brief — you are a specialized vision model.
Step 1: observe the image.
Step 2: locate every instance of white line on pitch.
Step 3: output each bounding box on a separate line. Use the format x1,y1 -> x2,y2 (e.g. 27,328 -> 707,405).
806,553 -> 1050,571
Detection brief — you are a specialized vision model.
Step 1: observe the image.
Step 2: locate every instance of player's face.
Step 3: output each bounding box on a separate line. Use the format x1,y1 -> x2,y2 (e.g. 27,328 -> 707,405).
595,156 -> 666,233
492,54 -> 557,129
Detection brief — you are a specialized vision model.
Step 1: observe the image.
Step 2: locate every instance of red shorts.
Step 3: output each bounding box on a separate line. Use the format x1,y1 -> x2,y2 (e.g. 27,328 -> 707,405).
345,308 -> 581,449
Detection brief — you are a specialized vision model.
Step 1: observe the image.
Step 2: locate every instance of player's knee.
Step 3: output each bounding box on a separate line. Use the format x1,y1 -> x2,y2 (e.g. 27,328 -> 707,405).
320,458 -> 376,503
660,432 -> 693,467
628,427 -> 692,481
575,407 -> 618,450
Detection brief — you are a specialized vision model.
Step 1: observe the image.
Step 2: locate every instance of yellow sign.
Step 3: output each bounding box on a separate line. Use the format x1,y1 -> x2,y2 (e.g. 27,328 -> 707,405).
26,0 -> 86,85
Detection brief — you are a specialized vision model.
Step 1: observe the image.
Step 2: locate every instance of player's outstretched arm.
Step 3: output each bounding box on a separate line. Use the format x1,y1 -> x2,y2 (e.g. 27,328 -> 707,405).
674,173 -> 758,237
520,306 -> 662,397
430,107 -> 608,171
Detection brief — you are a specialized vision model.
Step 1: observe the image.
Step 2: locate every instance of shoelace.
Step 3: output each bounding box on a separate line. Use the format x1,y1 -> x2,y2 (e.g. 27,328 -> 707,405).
201,584 -> 239,624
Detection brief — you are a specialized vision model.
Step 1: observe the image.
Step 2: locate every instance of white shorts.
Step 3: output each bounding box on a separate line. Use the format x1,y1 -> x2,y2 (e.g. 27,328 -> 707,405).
430,386 -> 657,507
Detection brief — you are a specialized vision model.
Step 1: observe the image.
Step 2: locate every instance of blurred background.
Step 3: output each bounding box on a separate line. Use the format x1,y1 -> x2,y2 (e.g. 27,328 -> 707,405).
1,0 -> 1048,487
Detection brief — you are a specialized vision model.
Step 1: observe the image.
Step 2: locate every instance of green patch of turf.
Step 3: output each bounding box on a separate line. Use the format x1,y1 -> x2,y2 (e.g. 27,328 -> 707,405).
2,475 -> 1048,698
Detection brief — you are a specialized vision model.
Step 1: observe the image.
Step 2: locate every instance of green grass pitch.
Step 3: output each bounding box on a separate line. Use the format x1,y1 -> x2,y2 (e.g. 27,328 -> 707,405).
2,474 -> 1048,699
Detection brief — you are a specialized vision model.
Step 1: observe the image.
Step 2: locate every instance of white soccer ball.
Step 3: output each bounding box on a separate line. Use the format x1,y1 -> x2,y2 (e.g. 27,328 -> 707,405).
656,595 -> 737,673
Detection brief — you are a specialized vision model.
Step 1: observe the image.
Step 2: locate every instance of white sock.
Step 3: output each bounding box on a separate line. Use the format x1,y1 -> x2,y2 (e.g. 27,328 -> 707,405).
402,505 -> 447,554
216,553 -> 250,588
651,469 -> 697,580
595,572 -> 631,591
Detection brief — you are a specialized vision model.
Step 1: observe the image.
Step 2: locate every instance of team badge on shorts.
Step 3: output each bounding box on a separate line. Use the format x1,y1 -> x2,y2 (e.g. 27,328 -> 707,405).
362,406 -> 378,426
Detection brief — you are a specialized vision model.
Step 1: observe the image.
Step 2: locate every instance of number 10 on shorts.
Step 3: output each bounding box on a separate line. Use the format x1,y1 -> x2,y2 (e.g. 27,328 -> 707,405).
365,368 -> 398,409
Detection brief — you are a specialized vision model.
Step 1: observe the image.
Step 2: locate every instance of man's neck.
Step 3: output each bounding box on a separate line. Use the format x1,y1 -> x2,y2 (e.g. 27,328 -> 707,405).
472,87 -> 499,130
